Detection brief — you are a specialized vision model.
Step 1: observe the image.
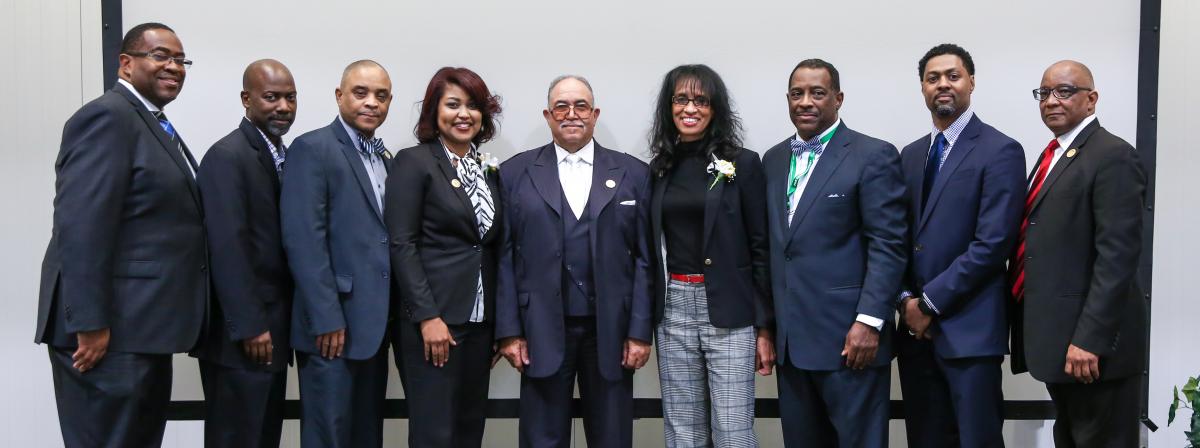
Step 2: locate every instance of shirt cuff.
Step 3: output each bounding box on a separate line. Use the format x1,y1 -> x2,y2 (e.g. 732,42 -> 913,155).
919,292 -> 940,316
898,290 -> 914,305
856,314 -> 884,331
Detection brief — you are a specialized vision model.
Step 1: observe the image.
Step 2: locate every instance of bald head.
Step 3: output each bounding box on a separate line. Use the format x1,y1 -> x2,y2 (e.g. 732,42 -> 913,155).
240,59 -> 297,139
341,60 -> 389,87
1038,60 -> 1099,136
336,60 -> 392,137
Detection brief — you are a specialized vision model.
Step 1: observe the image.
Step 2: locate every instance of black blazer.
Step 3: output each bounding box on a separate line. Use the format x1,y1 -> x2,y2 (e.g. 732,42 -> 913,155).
192,118 -> 293,371
650,147 -> 772,329
1011,120 -> 1147,383
386,142 -> 503,325
35,85 -> 208,354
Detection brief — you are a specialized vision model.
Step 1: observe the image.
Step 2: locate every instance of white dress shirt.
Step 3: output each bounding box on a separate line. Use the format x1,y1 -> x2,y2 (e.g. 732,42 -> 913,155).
556,140 -> 596,219
1035,114 -> 1099,188
118,78 -> 195,177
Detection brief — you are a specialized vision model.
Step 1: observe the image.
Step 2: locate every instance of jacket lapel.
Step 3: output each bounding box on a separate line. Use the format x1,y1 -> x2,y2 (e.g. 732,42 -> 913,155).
114,86 -> 202,209
1029,120 -> 1100,214
587,144 -> 624,223
331,118 -> 384,224
701,159 -> 724,254
429,142 -> 479,232
786,123 -> 851,247
529,144 -> 562,217
765,142 -> 791,246
651,169 -> 669,254
238,118 -> 281,193
917,116 -> 981,234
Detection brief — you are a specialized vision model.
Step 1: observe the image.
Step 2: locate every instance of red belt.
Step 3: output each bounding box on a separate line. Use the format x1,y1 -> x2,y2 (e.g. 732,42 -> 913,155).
669,273 -> 705,284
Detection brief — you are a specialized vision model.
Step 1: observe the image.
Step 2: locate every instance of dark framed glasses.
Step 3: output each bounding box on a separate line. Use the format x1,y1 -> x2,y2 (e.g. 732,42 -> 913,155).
550,101 -> 594,120
1033,85 -> 1092,101
671,95 -> 711,108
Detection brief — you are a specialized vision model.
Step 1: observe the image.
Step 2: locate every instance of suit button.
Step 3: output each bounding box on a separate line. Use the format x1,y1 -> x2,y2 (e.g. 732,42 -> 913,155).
382,271 -> 389,279
1030,221 -> 1037,226
555,251 -> 561,258
785,257 -> 791,262
704,258 -> 712,266
914,244 -> 923,252
200,264 -> 208,272
474,245 -> 481,252
380,237 -> 388,244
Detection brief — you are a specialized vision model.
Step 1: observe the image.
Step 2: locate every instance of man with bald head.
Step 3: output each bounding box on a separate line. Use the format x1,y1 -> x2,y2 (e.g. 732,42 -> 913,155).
1010,60 -> 1147,447
193,59 -> 297,447
281,60 -> 394,447
496,75 -> 653,447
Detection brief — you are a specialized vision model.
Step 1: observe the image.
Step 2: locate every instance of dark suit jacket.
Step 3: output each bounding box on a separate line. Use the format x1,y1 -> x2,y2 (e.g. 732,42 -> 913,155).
897,115 -> 1026,359
650,148 -> 772,329
35,85 -> 208,354
192,118 -> 293,371
385,142 -> 503,325
1011,120 -> 1147,383
764,122 -> 907,371
280,117 -> 391,361
495,142 -> 654,381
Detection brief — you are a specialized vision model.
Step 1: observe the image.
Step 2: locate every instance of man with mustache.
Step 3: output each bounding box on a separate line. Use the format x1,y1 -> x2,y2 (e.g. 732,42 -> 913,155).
1011,60 -> 1147,447
496,75 -> 653,448
193,59 -> 297,448
281,60 -> 394,447
895,44 -> 1026,448
35,22 -> 207,447
763,59 -> 907,448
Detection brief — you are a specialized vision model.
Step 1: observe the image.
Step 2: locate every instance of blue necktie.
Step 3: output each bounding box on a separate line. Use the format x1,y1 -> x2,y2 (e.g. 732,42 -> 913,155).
152,111 -> 176,139
921,132 -> 946,211
356,134 -> 389,159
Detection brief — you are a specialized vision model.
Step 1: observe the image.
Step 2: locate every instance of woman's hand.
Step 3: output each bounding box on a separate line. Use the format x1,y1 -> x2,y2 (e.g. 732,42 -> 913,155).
420,317 -> 457,367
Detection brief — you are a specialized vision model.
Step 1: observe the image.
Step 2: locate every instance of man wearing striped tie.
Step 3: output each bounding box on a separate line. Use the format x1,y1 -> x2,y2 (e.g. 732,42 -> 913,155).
35,22 -> 207,447
1010,60 -> 1148,447
280,60 -> 395,447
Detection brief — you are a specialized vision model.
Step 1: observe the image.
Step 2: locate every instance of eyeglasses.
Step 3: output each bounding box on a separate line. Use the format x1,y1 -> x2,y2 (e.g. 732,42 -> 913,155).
125,51 -> 193,68
1032,85 -> 1092,101
550,102 -> 593,120
671,95 -> 711,108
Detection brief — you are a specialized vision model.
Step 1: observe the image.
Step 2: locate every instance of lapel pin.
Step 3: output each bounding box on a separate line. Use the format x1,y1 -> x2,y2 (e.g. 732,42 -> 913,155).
1066,148 -> 1078,158
451,179 -> 462,188
605,179 -> 616,189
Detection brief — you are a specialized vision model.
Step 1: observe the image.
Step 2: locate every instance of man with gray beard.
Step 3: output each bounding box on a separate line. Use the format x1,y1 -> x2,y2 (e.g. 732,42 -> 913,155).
895,44 -> 1026,448
193,59 -> 297,448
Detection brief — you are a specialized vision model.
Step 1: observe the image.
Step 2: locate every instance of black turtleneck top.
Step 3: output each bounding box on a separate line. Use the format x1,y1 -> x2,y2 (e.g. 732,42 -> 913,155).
663,140 -> 708,275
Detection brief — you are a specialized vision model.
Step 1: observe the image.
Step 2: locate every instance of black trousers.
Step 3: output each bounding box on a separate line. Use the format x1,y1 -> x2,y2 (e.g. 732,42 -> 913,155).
199,359 -> 286,448
519,317 -> 633,448
296,343 -> 388,448
1046,375 -> 1142,448
398,320 -> 493,448
777,360 -> 890,448
48,346 -> 172,448
896,337 -> 1005,448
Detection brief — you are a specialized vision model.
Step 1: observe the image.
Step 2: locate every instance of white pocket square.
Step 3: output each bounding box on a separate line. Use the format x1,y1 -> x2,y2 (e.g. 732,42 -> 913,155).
827,193 -> 846,198
620,200 -> 637,206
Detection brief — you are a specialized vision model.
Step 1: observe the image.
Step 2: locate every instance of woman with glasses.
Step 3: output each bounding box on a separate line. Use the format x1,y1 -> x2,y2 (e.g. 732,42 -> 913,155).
384,66 -> 503,448
648,64 -> 773,447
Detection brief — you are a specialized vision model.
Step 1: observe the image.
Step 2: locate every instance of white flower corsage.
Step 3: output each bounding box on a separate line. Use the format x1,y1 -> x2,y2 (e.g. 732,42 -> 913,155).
706,158 -> 736,190
476,152 -> 500,174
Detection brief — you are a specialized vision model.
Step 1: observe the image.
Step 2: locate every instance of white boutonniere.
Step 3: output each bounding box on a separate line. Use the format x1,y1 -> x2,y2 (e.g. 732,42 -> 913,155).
706,158 -> 736,190
476,152 -> 500,174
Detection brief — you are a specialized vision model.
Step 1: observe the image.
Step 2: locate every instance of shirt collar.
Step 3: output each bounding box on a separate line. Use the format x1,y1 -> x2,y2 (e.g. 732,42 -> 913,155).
795,118 -> 842,146
1056,114 -> 1098,150
441,138 -> 477,163
337,115 -> 366,152
117,78 -> 160,113
930,106 -> 974,147
555,139 -> 595,165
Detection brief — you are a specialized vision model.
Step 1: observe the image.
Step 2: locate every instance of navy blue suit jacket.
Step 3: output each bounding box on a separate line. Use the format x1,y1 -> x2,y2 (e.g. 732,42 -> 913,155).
280,118 -> 391,360
898,115 -> 1026,359
36,85 -> 208,354
764,122 -> 907,371
495,143 -> 653,381
193,118 -> 294,371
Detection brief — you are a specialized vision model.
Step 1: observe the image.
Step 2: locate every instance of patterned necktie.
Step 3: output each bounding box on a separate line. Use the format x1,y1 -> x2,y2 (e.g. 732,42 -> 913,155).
356,133 -> 389,159
152,111 -> 176,139
459,152 -> 494,237
152,111 -> 195,176
921,132 -> 947,212
786,135 -> 824,221
1008,139 -> 1060,302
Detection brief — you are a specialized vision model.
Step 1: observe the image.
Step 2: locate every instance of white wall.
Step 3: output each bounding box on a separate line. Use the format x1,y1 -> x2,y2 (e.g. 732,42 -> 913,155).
5,0 -> 1179,446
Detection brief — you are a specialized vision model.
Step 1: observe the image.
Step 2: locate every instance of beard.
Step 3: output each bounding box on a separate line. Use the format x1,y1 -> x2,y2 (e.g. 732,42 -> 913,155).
263,115 -> 293,138
935,103 -> 957,117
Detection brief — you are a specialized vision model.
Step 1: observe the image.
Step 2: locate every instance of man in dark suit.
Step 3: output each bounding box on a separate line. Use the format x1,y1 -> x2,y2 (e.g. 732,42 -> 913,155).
895,44 -> 1027,448
763,59 -> 907,448
496,75 -> 653,448
1011,60 -> 1147,447
192,59 -> 297,448
34,22 -> 207,447
280,60 -> 394,447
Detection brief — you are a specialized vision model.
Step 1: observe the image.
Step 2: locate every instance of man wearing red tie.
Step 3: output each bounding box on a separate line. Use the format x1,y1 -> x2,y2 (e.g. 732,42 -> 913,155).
1010,60 -> 1147,447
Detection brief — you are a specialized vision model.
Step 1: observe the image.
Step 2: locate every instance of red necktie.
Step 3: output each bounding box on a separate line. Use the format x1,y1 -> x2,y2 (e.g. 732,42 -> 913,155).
1009,139 -> 1060,302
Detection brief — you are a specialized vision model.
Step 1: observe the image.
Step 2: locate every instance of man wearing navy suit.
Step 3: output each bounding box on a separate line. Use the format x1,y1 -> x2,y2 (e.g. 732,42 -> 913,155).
35,22 -> 207,447
193,59 -> 297,448
763,59 -> 907,448
496,75 -> 653,448
280,60 -> 394,447
895,44 -> 1026,448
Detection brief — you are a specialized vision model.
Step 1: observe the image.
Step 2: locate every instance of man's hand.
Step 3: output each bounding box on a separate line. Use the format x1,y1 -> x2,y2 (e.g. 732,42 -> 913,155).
1064,344 -> 1101,384
315,328 -> 345,360
755,328 -> 776,376
242,331 -> 273,365
421,317 -> 456,367
902,298 -> 933,340
498,336 -> 530,373
73,328 -> 111,373
841,321 -> 879,370
622,338 -> 651,370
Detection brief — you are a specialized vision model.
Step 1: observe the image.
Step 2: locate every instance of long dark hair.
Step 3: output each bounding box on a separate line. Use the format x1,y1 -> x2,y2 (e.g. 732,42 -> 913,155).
648,64 -> 743,177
